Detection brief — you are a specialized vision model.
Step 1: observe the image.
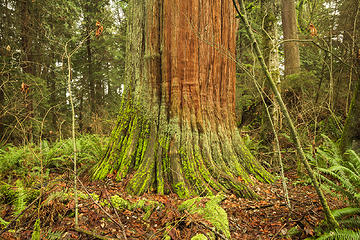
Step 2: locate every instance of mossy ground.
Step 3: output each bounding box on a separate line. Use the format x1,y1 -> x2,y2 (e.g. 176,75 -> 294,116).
178,194 -> 230,239
0,168 -> 348,239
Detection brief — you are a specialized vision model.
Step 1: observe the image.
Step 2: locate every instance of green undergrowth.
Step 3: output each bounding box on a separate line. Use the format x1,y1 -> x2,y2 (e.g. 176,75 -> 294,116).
105,194 -> 230,239
307,135 -> 360,206
0,179 -> 40,229
0,134 -> 107,233
107,195 -> 164,220
0,134 -> 107,181
304,135 -> 360,239
0,180 -> 40,209
102,194 -> 228,239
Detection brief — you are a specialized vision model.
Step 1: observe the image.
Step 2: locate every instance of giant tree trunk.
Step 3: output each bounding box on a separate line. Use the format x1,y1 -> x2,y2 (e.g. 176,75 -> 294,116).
93,0 -> 273,198
281,0 -> 300,76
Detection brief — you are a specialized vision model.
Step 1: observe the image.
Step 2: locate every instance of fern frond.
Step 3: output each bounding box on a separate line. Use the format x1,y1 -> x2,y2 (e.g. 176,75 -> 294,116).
31,219 -> 41,240
43,190 -> 69,206
44,229 -> 64,240
321,184 -> 345,200
321,135 -> 338,151
332,207 -> 360,219
317,174 -> 360,204
346,150 -> 360,166
345,150 -> 360,176
0,216 -> 9,227
317,168 -> 353,190
339,218 -> 360,229
344,162 -> 360,179
317,167 -> 355,190
327,165 -> 360,184
14,180 -> 26,216
316,229 -> 360,240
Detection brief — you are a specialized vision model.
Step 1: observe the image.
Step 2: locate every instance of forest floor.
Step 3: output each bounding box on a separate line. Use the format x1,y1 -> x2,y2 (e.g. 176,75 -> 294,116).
0,169 -> 346,240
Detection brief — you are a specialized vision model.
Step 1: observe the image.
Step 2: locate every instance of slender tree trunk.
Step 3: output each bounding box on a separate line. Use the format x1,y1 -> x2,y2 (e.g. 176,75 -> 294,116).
83,1 -> 95,118
95,60 -> 103,116
0,71 -> 4,137
49,67 -> 57,131
281,0 -> 300,76
20,0 -> 35,75
261,0 -> 281,147
345,2 -> 360,113
79,84 -> 84,133
86,32 -> 95,116
0,1 -> 9,137
93,0 -> 273,198
19,0 -> 35,143
329,29 -> 334,110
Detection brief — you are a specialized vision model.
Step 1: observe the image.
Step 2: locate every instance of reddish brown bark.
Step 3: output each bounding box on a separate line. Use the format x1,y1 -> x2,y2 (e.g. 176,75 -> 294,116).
161,0 -> 240,131
94,0 -> 272,198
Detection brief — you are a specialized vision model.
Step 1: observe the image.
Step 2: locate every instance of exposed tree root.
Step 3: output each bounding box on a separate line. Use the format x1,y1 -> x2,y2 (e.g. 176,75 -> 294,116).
93,102 -> 273,199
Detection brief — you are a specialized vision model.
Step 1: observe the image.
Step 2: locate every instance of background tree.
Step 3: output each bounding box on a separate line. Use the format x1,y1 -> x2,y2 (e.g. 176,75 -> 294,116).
0,0 -> 126,144
281,0 -> 301,76
340,74 -> 360,152
93,0 -> 273,198
260,0 -> 281,148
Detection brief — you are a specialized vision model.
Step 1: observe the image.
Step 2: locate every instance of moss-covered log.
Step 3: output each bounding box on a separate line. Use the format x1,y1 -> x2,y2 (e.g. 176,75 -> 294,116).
93,0 -> 273,198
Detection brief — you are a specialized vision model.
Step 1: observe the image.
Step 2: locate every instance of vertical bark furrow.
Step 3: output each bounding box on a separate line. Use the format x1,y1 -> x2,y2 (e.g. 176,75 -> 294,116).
93,0 -> 273,198
127,124 -> 157,195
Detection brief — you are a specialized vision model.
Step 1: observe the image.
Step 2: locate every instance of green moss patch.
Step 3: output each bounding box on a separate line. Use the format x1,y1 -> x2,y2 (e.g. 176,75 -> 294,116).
109,195 -> 163,220
178,194 -> 230,239
191,233 -> 208,240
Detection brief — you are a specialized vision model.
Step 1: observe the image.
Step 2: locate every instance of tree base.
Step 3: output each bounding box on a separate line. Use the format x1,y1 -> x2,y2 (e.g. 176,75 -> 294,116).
92,104 -> 273,199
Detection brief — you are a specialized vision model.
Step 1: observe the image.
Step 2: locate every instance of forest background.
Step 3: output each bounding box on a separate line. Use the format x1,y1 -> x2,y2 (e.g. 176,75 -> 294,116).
1,0 -> 360,239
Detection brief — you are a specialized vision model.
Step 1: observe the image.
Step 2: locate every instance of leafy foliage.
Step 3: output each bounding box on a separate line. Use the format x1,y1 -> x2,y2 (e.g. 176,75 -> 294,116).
0,134 -> 106,236
332,207 -> 360,220
308,136 -> 360,238
332,207 -> 360,229
31,219 -> 41,240
308,136 -> 360,206
0,216 -> 10,227
0,134 -> 107,180
14,180 -> 26,216
315,229 -> 360,240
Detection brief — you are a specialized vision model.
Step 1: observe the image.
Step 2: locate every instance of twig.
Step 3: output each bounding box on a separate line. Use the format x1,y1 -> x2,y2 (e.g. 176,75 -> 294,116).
253,77 -> 291,210
274,39 -> 354,71
73,227 -> 118,240
64,43 -> 78,227
270,222 -> 287,240
242,203 -> 287,211
104,183 -> 128,240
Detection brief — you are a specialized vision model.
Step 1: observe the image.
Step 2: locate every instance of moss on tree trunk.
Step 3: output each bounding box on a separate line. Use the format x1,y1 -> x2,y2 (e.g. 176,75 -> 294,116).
93,0 -> 273,198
